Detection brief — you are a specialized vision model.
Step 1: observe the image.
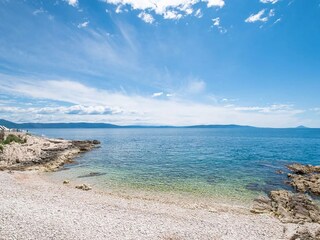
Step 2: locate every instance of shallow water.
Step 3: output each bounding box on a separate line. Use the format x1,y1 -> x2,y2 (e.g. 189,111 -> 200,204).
31,128 -> 320,204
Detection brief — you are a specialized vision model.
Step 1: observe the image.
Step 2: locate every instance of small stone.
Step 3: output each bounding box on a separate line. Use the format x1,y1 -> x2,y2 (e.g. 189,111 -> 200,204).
63,180 -> 70,184
75,184 -> 92,191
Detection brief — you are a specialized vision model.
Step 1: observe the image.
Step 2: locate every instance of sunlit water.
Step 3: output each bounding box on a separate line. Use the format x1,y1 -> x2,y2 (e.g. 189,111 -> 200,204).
30,128 -> 320,205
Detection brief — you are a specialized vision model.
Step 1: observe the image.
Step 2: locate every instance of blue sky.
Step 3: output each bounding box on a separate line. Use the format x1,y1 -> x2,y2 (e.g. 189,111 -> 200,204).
0,0 -> 319,127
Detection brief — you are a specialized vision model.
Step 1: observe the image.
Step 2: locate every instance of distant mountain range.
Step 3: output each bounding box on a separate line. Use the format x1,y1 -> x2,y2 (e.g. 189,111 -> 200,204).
0,119 -> 312,129
0,119 -> 257,129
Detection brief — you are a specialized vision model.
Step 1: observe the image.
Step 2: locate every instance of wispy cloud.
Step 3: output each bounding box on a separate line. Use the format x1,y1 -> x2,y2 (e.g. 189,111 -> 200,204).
187,80 -> 206,94
0,77 -> 307,127
152,92 -> 163,97
0,105 -> 122,115
33,8 -> 46,16
77,21 -> 89,28
234,104 -> 303,114
260,0 -> 279,4
211,17 -> 227,33
194,9 -> 203,18
245,9 -> 275,23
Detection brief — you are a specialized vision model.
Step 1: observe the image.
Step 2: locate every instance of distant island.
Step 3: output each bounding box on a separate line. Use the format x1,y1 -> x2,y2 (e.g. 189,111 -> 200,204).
0,119 -> 315,129
296,125 -> 308,129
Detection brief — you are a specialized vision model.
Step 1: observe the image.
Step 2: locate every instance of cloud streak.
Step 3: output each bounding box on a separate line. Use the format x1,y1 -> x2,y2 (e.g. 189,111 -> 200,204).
104,0 -> 225,21
245,9 -> 275,23
0,77 -> 307,127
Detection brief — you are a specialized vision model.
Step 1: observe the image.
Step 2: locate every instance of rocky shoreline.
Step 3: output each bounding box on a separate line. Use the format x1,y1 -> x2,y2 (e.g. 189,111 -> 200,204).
1,132 -> 319,239
251,163 -> 320,239
0,132 -> 100,172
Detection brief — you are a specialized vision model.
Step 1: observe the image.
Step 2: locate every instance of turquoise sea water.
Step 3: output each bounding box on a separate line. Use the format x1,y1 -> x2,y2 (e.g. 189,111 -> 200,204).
31,128 -> 320,204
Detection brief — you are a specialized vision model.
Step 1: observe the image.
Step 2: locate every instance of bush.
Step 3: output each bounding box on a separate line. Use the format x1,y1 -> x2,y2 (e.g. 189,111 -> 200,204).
0,144 -> 3,153
2,134 -> 25,145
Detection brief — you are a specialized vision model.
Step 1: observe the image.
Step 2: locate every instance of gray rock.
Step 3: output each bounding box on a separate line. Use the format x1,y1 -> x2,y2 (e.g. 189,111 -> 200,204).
251,190 -> 320,224
287,163 -> 320,175
287,164 -> 320,196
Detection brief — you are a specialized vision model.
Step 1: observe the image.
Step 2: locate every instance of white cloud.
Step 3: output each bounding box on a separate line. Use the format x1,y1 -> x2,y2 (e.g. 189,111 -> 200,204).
115,5 -> 123,13
205,0 -> 224,8
260,0 -> 279,4
310,108 -> 320,114
0,78 -> 311,127
138,12 -> 155,23
152,92 -> 163,97
66,0 -> 78,7
163,10 -> 183,20
211,17 -> 227,33
0,105 -> 122,115
269,9 -> 275,17
33,8 -> 46,16
104,0 -> 225,20
245,9 -> 275,23
194,9 -> 203,18
77,21 -> 89,28
212,17 -> 220,26
274,18 -> 281,24
234,104 -> 302,114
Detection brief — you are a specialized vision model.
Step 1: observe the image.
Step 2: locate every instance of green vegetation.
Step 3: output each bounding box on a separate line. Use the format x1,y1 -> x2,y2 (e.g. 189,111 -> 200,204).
1,134 -> 26,145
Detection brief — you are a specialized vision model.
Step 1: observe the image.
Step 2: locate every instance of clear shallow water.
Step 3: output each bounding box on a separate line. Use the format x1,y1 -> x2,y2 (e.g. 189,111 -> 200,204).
31,128 -> 320,204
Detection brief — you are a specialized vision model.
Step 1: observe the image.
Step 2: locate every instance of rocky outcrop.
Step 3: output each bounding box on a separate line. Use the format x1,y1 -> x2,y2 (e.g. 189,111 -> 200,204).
287,163 -> 320,195
290,228 -> 320,240
288,173 -> 320,195
0,132 -> 100,171
251,190 -> 320,224
287,163 -> 320,174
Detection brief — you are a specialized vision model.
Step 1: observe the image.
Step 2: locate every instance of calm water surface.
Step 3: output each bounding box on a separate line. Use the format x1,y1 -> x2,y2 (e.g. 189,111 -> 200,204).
31,128 -> 320,204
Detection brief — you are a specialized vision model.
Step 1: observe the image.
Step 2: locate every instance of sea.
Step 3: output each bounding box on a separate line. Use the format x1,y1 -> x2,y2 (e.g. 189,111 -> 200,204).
30,128 -> 320,205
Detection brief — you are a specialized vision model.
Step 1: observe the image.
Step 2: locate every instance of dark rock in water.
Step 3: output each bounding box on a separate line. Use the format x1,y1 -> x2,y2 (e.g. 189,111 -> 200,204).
245,183 -> 261,191
251,190 -> 320,224
276,170 -> 284,174
246,181 -> 286,194
78,172 -> 106,178
72,140 -> 100,152
287,163 -> 320,175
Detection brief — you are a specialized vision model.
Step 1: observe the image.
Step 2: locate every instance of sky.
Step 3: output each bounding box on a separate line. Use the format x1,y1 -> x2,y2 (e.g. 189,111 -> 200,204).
0,0 -> 319,127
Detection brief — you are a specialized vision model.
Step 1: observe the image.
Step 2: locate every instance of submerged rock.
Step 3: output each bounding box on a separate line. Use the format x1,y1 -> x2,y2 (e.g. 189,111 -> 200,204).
251,190 -> 320,224
72,140 -> 101,152
77,172 -> 106,178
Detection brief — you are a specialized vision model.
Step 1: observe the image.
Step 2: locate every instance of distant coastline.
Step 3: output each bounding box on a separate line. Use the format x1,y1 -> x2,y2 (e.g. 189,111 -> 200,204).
0,119 -> 315,129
